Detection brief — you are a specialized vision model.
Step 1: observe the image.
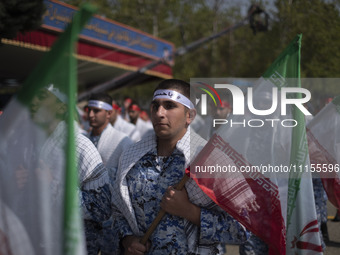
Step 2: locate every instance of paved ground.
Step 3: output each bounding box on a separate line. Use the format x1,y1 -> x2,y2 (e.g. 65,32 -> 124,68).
225,201 -> 340,254
324,202 -> 340,254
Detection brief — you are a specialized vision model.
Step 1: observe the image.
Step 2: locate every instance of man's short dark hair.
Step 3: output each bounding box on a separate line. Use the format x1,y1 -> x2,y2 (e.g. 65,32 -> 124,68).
154,79 -> 190,99
88,93 -> 112,105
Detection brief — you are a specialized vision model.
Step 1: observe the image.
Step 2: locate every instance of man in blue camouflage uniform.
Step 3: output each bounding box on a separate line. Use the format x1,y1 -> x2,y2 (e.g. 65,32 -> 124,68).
30,86 -> 113,255
77,132 -> 112,255
239,233 -> 268,255
111,79 -> 249,254
313,178 -> 329,245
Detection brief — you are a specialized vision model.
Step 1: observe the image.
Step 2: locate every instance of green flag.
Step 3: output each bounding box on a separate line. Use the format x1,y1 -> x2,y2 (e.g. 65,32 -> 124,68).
263,34 -> 323,254
188,34 -> 322,255
263,34 -> 306,227
0,4 -> 95,255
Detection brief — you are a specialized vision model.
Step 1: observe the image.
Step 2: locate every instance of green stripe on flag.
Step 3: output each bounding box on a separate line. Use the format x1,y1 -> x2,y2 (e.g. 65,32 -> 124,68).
15,4 -> 97,255
263,34 -> 302,81
332,96 -> 340,115
263,34 -> 309,229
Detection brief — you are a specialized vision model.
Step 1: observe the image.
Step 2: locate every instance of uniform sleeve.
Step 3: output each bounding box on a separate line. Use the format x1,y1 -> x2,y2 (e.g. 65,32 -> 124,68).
199,206 -> 250,244
102,168 -> 134,254
81,183 -> 112,221
83,219 -> 101,255
111,208 -> 134,239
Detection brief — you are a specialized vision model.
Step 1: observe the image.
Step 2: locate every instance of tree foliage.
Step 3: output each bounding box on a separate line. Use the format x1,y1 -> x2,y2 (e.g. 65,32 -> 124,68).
274,0 -> 340,78
65,0 -> 340,77
64,0 -> 340,108
0,0 -> 45,41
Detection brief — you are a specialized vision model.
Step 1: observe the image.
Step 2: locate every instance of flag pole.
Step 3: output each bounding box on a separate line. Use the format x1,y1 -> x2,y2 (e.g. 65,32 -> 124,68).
140,173 -> 190,245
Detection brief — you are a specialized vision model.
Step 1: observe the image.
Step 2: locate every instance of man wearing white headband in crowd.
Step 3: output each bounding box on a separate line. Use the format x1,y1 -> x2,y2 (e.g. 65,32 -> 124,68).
111,79 -> 249,254
128,101 -> 154,138
86,92 -> 133,254
8,86 -> 112,255
87,93 -> 133,169
110,101 -> 142,143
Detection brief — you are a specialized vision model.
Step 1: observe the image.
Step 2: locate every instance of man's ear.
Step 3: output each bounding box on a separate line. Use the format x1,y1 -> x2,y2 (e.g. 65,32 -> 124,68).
186,109 -> 196,125
106,110 -> 113,119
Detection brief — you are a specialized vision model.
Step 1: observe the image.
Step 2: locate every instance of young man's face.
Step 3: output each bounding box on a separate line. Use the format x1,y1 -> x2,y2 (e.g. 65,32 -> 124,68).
110,108 -> 118,124
128,106 -> 140,123
88,107 -> 110,129
30,89 -> 65,125
150,96 -> 192,141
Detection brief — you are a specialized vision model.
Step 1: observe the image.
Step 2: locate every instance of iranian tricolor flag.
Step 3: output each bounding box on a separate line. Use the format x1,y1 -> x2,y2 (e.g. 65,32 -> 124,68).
307,96 -> 340,210
189,34 -> 323,254
0,4 -> 95,255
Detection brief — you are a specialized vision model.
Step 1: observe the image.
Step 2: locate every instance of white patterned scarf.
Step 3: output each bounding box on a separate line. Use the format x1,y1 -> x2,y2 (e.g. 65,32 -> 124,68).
112,128 -> 235,254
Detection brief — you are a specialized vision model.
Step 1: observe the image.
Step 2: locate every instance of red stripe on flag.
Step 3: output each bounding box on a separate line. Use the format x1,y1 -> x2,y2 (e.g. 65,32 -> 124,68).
296,241 -> 323,252
0,228 -> 13,255
188,134 -> 286,255
307,129 -> 340,209
299,220 -> 319,236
